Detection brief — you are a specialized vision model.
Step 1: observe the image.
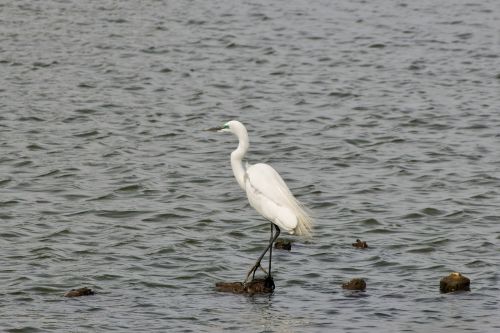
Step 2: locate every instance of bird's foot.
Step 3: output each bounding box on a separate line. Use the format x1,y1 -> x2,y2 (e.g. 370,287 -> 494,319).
264,274 -> 275,290
244,261 -> 269,284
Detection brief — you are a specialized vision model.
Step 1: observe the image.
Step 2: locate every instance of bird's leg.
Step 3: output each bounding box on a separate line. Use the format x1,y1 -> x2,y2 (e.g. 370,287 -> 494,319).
244,223 -> 281,284
244,253 -> 269,284
250,223 -> 274,280
244,224 -> 271,283
268,224 -> 280,278
268,222 -> 274,277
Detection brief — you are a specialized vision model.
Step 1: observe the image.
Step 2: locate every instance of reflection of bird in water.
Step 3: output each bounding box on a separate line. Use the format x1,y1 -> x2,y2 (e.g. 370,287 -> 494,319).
209,120 -> 312,284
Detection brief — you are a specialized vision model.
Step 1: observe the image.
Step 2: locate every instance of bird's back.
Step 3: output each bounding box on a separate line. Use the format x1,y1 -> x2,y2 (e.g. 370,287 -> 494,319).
245,163 -> 312,237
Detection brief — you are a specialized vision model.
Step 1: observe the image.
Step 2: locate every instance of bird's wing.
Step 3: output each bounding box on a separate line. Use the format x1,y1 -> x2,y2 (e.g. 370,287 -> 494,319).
244,163 -> 303,233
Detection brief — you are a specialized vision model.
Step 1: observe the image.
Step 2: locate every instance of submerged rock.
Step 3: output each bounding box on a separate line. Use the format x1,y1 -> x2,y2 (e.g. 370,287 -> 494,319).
274,238 -> 292,251
352,239 -> 368,248
64,287 -> 95,297
440,272 -> 470,293
342,278 -> 366,291
216,276 -> 275,295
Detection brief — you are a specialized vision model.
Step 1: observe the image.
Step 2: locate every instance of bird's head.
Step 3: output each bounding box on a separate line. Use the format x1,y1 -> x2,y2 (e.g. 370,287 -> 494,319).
206,120 -> 242,133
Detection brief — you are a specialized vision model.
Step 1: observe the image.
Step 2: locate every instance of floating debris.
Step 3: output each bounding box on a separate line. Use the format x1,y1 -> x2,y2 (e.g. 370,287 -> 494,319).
352,239 -> 368,248
216,277 -> 275,295
440,272 -> 470,293
274,238 -> 292,251
64,287 -> 95,297
342,278 -> 366,291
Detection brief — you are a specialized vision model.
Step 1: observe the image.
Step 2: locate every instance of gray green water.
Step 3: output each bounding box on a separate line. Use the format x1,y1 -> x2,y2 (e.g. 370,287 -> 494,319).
1,0 -> 499,332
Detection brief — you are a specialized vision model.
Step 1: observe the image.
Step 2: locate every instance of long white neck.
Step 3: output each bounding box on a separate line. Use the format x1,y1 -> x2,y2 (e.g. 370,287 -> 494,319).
230,123 -> 249,190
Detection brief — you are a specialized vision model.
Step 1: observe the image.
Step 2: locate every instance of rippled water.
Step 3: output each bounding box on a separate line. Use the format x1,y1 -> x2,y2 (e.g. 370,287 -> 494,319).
1,0 -> 500,332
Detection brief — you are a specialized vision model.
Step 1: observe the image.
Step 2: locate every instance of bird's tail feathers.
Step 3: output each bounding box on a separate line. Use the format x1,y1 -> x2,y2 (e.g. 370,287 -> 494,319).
290,198 -> 313,239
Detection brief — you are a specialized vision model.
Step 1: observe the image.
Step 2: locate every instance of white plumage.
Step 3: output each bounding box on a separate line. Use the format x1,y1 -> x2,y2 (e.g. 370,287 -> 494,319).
219,120 -> 312,237
245,163 -> 312,237
213,119 -> 313,283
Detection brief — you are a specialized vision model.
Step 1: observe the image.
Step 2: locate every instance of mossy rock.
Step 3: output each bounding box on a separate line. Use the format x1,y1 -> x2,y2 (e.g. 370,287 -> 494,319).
440,272 -> 470,293
64,287 -> 95,297
216,277 -> 275,295
274,239 -> 292,251
342,278 -> 366,291
352,239 -> 368,249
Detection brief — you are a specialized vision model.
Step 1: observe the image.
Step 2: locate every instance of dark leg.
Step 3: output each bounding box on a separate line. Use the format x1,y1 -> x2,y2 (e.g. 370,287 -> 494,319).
268,223 -> 273,276
244,223 -> 281,284
251,222 -> 274,280
268,224 -> 281,277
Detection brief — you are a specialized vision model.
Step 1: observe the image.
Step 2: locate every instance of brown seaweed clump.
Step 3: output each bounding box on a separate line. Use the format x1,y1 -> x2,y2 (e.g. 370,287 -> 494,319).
440,272 -> 470,293
352,239 -> 368,248
342,278 -> 366,291
64,287 -> 95,297
216,277 -> 275,295
274,239 -> 292,251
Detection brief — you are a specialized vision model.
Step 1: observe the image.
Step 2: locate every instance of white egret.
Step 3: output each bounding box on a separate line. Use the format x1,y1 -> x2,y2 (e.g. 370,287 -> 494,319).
209,120 -> 313,285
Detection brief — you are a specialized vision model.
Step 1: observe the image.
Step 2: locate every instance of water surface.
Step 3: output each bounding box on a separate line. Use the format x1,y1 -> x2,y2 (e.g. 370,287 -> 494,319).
1,0 -> 499,332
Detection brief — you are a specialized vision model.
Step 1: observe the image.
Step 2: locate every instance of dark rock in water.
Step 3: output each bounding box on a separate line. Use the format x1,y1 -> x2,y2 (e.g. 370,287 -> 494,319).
440,272 -> 470,293
215,281 -> 246,294
274,238 -> 292,251
64,287 -> 95,297
342,278 -> 366,291
352,239 -> 368,248
216,276 -> 275,295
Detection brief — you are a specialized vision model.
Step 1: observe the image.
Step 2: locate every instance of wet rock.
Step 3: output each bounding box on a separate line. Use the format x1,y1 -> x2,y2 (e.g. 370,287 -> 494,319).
64,287 -> 95,297
215,281 -> 246,293
216,276 -> 275,295
352,239 -> 368,248
342,278 -> 366,291
440,272 -> 470,293
274,238 -> 292,251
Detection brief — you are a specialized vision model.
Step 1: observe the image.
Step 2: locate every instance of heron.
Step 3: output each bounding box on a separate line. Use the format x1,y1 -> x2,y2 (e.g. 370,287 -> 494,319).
209,120 -> 313,285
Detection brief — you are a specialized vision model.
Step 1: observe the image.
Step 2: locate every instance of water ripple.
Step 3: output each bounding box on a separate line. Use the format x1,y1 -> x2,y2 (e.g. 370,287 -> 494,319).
1,0 -> 499,332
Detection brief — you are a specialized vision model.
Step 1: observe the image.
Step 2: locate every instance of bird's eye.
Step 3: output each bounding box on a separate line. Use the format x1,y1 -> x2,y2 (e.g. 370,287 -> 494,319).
223,123 -> 230,129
